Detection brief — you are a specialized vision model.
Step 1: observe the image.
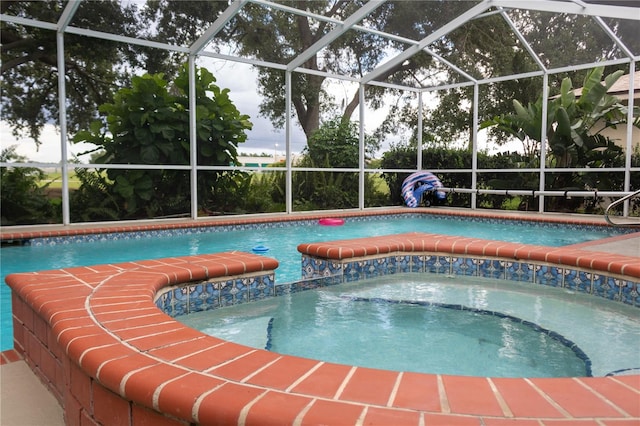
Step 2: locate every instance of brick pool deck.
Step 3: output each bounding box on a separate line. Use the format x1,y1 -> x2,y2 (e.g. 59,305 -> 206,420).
2,208 -> 639,425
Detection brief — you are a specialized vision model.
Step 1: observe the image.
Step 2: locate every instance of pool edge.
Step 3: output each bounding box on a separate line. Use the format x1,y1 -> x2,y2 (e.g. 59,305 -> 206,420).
5,210 -> 639,425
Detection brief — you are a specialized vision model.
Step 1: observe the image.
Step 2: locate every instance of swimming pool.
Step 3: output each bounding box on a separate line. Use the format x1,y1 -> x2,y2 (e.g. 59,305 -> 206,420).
5,212 -> 639,425
0,213 -> 634,350
181,273 -> 640,378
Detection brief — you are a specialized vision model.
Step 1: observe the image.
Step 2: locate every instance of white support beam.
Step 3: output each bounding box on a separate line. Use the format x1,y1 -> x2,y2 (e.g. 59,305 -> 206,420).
199,50 -> 288,71
190,0 -> 249,55
188,57 -> 198,220
417,93 -> 423,171
471,83 -> 479,209
358,84 -> 366,210
55,2 -> 82,226
361,1 -> 492,84
498,8 -> 546,72
539,73 -> 550,213
251,0 -> 341,25
285,71 -> 293,214
57,31 -> 70,225
592,16 -> 635,59
287,1 -> 384,71
65,26 -> 190,53
623,60 -> 636,216
422,47 -> 477,84
490,0 -> 640,20
0,14 -> 57,30
57,1 -> 81,29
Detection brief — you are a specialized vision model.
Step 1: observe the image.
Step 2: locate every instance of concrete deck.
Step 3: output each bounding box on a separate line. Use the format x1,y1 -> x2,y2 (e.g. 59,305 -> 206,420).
0,356 -> 64,425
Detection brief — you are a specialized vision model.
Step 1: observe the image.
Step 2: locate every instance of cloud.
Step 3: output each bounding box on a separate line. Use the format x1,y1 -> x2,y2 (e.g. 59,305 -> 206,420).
0,123 -> 98,163
202,58 -> 309,154
1,59 -> 310,162
2,58 -> 417,163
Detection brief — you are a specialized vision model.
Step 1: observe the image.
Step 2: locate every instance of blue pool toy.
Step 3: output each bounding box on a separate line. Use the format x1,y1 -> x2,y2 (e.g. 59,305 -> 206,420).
401,171 -> 446,207
252,245 -> 270,253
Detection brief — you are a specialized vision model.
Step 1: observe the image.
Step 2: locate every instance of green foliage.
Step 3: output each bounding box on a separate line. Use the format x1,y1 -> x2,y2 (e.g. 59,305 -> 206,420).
0,146 -> 57,225
69,168 -> 120,222
242,172 -> 286,214
483,67 -> 635,167
380,144 -> 474,207
304,118 -> 379,167
293,118 -> 384,210
380,144 -> 541,209
481,66 -> 638,211
73,65 -> 252,219
1,0 -> 143,144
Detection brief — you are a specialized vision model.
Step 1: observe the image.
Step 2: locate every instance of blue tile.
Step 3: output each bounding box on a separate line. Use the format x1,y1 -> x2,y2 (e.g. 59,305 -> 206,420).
477,259 -> 504,279
451,257 -> 477,276
394,255 -> 411,273
172,286 -> 189,316
344,260 -> 364,282
233,278 -> 249,305
535,265 -> 563,287
563,269 -> 592,293
592,275 -> 620,301
620,280 -> 640,306
505,261 -> 534,282
410,255 -> 425,273
250,275 -> 275,301
188,283 -> 205,313
204,282 -> 220,310
425,255 -> 450,274
219,279 -> 236,307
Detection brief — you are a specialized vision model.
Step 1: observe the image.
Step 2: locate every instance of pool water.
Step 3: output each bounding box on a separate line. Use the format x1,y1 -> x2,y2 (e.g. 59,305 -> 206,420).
182,273 -> 640,378
0,215 -> 631,351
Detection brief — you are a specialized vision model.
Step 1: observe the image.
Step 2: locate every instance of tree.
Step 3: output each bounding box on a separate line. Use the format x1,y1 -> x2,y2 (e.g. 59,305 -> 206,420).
383,7 -> 639,150
1,146 -> 57,225
481,67 -> 639,210
73,65 -> 252,219
294,118 -> 383,210
4,1 -> 637,155
0,0 -> 229,146
0,0 -> 143,144
226,1 -> 478,141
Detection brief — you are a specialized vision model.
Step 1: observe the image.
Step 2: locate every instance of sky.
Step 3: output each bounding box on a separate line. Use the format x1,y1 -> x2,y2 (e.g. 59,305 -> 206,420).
0,59 -> 309,163
1,57 -> 505,164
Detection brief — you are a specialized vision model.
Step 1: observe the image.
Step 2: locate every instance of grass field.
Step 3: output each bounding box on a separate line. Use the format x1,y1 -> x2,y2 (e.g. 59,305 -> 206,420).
39,172 -> 81,190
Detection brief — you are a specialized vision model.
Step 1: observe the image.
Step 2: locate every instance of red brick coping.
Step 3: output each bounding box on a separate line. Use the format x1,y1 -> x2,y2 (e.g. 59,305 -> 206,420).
0,207 -> 622,242
298,231 -> 640,278
6,228 -> 640,425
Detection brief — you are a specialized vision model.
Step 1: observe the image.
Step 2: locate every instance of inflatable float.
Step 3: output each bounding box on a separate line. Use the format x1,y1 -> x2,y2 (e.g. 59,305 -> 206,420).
318,218 -> 345,226
401,171 -> 446,207
251,245 -> 270,253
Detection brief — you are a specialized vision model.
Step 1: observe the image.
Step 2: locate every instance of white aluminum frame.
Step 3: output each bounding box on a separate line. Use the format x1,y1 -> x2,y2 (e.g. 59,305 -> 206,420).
1,0 -> 638,224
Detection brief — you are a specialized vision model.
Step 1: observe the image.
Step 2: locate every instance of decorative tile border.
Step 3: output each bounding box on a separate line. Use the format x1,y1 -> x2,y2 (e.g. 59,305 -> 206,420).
298,231 -> 640,307
155,272 -> 276,317
5,210 -> 635,246
301,253 -> 639,306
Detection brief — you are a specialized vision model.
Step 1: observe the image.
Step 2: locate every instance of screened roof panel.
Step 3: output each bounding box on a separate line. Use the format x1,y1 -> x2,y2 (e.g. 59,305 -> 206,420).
420,11 -> 537,81
69,1 -> 142,38
601,17 -> 640,56
505,9 -> 631,69
312,27 -> 414,79
374,51 -> 479,90
3,1 -> 67,24
1,0 -> 638,90
205,1 -> 339,67
364,0 -> 483,41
